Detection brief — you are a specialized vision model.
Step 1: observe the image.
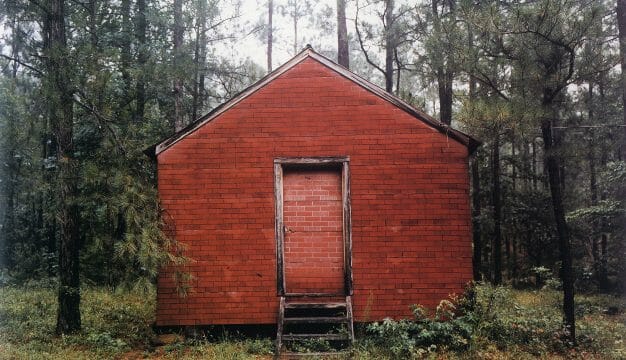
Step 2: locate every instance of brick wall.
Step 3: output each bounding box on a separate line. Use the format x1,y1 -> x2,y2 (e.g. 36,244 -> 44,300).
156,57 -> 473,326
283,169 -> 344,294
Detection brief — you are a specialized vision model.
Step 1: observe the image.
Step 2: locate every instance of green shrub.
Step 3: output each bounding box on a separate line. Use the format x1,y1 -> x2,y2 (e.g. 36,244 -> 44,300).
366,297 -> 474,357
364,283 -> 626,359
366,318 -> 418,357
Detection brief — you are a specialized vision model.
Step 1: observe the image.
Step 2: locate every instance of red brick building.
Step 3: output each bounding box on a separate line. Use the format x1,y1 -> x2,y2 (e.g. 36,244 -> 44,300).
148,47 -> 479,328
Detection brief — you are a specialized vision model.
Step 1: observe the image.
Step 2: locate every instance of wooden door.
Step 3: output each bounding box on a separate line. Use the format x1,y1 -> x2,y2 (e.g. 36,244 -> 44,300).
282,169 -> 344,294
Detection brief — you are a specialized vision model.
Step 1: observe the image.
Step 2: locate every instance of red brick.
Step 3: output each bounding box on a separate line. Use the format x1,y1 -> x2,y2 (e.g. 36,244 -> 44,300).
155,57 -> 473,326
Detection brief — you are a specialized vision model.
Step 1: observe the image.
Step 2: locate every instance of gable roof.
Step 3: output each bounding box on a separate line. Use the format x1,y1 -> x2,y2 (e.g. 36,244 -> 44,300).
146,46 -> 480,158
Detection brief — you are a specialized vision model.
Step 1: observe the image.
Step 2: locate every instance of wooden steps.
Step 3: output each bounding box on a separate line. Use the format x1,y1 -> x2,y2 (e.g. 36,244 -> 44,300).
275,295 -> 354,358
282,333 -> 348,341
284,302 -> 347,310
283,316 -> 348,324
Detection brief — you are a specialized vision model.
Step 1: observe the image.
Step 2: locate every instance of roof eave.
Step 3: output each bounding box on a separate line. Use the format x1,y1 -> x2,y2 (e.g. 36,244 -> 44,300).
146,46 -> 480,157
305,51 -> 481,154
148,46 -> 318,157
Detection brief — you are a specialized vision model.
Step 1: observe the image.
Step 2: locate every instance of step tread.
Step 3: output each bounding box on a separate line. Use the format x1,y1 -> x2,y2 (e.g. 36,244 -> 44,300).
283,316 -> 348,324
284,302 -> 346,309
282,333 -> 349,341
284,293 -> 344,298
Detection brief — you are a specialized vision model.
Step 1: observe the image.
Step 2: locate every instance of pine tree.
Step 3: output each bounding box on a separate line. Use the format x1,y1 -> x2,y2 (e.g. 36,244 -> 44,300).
41,0 -> 81,334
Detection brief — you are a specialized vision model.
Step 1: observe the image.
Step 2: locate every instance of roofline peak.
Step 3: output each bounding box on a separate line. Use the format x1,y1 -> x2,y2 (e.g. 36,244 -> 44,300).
147,47 -> 479,157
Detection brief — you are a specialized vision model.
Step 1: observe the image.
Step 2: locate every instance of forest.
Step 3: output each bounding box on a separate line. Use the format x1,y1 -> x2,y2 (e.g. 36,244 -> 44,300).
0,0 -> 625,358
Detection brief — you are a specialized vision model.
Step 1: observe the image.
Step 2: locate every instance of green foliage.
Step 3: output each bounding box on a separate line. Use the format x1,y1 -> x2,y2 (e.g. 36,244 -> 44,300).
288,338 -> 334,353
473,286 -> 562,353
242,338 -> 274,355
84,331 -> 128,353
0,286 -> 155,358
0,0 -> 252,294
361,283 -> 626,359
1,284 -> 624,359
469,284 -> 626,358
567,200 -> 622,222
603,161 -> 626,188
366,296 -> 474,357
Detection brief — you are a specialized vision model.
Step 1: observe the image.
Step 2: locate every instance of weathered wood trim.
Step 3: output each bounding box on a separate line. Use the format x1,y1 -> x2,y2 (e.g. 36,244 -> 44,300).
346,295 -> 355,343
274,156 -> 349,165
275,296 -> 285,355
275,156 -> 353,297
342,162 -> 353,295
284,292 -> 345,297
274,163 -> 285,296
284,302 -> 347,309
283,316 -> 348,324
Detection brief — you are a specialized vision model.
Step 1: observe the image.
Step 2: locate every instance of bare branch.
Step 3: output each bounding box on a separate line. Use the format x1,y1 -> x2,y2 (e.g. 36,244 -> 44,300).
27,0 -> 50,15
470,67 -> 510,101
354,2 -> 386,77
73,91 -> 127,155
0,54 -> 43,76
205,14 -> 242,34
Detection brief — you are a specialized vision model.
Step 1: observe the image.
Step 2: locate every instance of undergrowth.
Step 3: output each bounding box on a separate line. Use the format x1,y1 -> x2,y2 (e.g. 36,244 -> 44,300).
360,284 -> 626,359
0,283 -> 624,359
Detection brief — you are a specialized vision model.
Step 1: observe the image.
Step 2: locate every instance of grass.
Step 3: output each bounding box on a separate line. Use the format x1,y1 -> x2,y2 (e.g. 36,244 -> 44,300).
0,283 -> 624,359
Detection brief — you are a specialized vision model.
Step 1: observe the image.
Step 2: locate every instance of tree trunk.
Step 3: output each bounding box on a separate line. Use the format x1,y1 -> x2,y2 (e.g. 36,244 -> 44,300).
587,83 -> 604,291
336,0 -> 349,68
267,0 -> 273,72
508,138 -> 516,281
491,135 -> 502,285
522,140 -> 530,191
120,0 -> 132,99
588,132 -> 601,287
292,4 -> 298,55
511,236 -> 518,283
616,0 -> 626,296
471,156 -> 482,281
44,0 -> 81,334
532,139 -> 538,190
173,0 -> 184,131
42,133 -> 57,277
192,0 -> 207,120
432,0 -> 454,125
437,69 -> 453,125
1,19 -> 22,270
468,47 -> 481,281
134,0 -> 147,123
540,107 -> 575,344
395,48 -> 401,91
1,116 -> 17,271
598,79 -> 610,292
384,0 -> 394,93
